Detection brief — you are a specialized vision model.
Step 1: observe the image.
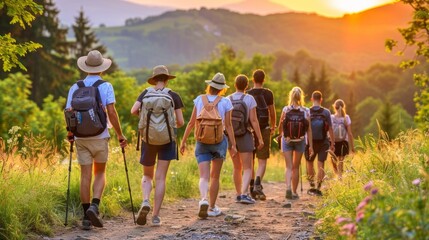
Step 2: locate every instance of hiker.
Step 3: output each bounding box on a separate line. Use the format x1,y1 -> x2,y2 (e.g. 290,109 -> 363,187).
180,73 -> 237,219
228,74 -> 264,204
65,50 -> 128,230
305,91 -> 335,196
331,99 -> 355,179
247,69 -> 276,201
130,65 -> 184,226
278,86 -> 313,201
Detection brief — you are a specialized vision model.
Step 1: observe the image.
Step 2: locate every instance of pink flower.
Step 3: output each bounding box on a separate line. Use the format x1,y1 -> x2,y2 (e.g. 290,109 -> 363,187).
341,223 -> 357,236
364,181 -> 374,191
356,211 -> 364,222
371,188 -> 379,195
412,178 -> 421,186
336,217 -> 351,224
356,196 -> 372,211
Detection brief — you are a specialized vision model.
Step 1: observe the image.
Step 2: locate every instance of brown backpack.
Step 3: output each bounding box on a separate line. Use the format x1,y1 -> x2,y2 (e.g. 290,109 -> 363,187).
195,95 -> 224,144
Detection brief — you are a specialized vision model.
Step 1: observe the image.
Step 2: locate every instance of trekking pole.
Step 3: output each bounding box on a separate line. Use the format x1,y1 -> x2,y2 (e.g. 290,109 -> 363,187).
300,162 -> 303,193
121,144 -> 136,224
65,141 -> 74,226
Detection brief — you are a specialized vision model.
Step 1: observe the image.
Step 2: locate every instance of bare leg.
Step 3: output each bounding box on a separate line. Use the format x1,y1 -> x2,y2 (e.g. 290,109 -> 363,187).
240,152 -> 253,195
198,161 -> 210,200
283,151 -> 293,190
80,164 -> 93,203
209,159 -> 224,208
92,162 -> 106,199
292,151 -> 303,194
152,160 -> 170,217
231,152 -> 242,196
142,165 -> 155,201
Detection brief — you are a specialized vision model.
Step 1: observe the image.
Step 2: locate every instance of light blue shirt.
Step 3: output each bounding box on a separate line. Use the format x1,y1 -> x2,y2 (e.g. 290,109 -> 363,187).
66,75 -> 115,139
193,95 -> 233,123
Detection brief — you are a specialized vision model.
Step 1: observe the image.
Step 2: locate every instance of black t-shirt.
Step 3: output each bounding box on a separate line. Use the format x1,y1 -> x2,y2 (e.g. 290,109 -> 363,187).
137,88 -> 184,110
247,88 -> 274,106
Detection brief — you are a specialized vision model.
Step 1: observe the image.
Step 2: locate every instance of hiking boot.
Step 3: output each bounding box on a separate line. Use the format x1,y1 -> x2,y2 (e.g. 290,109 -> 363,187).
240,194 -> 256,204
151,216 -> 161,226
208,205 -> 222,217
86,204 -> 103,228
285,189 -> 293,200
82,218 -> 91,230
254,184 -> 266,201
198,199 -> 209,219
292,193 -> 300,200
136,200 -> 151,226
250,190 -> 258,200
235,195 -> 241,203
307,188 -> 317,196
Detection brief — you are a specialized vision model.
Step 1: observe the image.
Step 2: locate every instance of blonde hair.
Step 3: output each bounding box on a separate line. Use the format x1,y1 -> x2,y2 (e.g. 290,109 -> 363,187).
205,85 -> 227,96
288,86 -> 305,107
333,99 -> 346,117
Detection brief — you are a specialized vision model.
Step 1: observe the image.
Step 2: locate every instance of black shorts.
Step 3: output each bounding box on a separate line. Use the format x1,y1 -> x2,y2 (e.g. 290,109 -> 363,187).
334,141 -> 349,157
305,140 -> 329,162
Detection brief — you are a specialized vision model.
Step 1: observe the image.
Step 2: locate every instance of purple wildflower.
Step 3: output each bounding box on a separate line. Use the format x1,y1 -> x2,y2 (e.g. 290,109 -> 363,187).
356,196 -> 372,211
364,181 -> 373,191
356,211 -> 364,222
412,178 -> 421,186
341,223 -> 357,236
371,188 -> 379,195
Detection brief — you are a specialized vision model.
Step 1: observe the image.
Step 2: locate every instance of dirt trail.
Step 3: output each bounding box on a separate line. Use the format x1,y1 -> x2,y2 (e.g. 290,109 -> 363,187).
51,182 -> 319,240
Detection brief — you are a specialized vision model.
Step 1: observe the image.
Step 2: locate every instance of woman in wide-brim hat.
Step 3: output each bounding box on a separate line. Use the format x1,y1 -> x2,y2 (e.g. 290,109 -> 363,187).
179,72 -> 237,220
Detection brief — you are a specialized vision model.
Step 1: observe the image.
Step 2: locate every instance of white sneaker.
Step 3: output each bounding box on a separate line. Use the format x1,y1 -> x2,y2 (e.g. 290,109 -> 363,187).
198,199 -> 209,219
208,205 -> 222,217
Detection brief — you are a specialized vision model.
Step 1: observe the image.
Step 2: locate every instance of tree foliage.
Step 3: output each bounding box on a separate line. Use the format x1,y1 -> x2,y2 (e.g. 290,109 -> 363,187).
0,0 -> 43,71
386,0 -> 429,130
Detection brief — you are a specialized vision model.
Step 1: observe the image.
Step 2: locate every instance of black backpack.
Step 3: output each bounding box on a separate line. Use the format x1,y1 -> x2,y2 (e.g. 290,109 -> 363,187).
283,107 -> 309,140
250,89 -> 269,129
229,94 -> 249,137
310,107 -> 329,141
66,80 -> 107,137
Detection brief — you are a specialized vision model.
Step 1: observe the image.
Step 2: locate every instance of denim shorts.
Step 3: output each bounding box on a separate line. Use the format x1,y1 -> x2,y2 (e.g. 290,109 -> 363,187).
282,138 -> 306,153
195,135 -> 227,163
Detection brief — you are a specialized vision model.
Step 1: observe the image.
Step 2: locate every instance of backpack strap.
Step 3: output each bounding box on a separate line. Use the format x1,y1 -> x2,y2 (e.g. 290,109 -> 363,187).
76,80 -> 85,88
202,95 -> 221,109
240,94 -> 246,101
92,79 -> 106,87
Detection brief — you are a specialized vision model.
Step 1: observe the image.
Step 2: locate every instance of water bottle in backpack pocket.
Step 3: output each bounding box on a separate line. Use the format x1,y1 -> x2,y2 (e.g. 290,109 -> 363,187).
283,108 -> 309,141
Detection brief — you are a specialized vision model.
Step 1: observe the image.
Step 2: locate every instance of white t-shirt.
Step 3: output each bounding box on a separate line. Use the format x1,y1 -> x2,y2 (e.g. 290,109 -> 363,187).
193,94 -> 233,123
331,114 -> 352,142
227,92 -> 257,121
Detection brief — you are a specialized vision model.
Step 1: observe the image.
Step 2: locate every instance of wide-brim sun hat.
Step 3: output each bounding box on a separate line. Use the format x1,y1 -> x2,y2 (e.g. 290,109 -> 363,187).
77,50 -> 112,73
205,72 -> 229,90
147,65 -> 176,85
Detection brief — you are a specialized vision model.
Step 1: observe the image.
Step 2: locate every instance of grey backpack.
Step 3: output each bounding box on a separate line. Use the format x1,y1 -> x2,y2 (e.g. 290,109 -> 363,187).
67,80 -> 107,137
229,94 -> 249,137
138,87 -> 176,145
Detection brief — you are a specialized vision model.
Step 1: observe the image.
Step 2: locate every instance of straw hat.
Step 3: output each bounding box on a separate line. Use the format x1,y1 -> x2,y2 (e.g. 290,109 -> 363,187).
77,50 -> 112,73
205,73 -> 229,90
147,65 -> 176,85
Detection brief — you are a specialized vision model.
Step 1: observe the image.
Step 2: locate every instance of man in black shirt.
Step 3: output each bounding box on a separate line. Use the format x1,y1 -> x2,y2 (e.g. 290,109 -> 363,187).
247,69 -> 276,200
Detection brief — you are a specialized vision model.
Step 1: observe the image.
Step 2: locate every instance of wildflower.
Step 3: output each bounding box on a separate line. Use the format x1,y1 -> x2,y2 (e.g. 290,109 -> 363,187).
370,169 -> 376,173
364,181 -> 373,191
371,188 -> 378,195
335,216 -> 351,224
412,178 -> 421,186
315,219 -> 324,226
356,196 -> 372,211
356,211 -> 364,222
341,223 -> 357,236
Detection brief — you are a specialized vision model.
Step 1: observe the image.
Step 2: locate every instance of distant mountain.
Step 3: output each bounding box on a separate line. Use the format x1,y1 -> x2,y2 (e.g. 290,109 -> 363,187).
222,0 -> 290,15
54,0 -> 171,27
94,3 -> 412,72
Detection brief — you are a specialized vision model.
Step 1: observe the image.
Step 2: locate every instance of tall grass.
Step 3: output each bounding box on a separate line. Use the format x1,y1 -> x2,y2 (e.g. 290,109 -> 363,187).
0,127 -> 286,239
316,130 -> 428,239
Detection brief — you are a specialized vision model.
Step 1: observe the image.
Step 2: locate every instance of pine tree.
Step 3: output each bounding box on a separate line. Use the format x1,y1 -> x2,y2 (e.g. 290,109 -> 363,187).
317,64 -> 332,106
292,67 -> 301,86
379,100 -> 395,139
304,68 -> 317,102
71,8 -> 117,78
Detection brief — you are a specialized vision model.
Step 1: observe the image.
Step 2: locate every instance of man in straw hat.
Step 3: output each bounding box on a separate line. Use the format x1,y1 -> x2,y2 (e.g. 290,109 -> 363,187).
66,50 -> 128,230
131,65 -> 184,226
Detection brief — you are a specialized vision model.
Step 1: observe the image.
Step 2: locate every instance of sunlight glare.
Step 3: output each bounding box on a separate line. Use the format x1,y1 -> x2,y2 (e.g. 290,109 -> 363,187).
329,0 -> 384,13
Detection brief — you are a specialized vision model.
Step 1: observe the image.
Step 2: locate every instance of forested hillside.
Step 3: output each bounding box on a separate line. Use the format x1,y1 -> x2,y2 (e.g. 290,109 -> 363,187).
96,3 -> 412,71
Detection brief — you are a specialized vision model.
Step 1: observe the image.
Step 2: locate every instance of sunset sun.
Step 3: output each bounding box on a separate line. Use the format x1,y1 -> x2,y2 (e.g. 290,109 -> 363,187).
330,0 -> 386,13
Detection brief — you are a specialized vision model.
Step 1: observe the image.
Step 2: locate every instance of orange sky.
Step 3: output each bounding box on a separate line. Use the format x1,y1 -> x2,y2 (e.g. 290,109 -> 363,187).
126,0 -> 396,17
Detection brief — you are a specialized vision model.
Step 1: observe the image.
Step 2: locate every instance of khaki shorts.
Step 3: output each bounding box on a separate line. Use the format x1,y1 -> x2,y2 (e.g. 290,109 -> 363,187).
254,128 -> 271,159
75,138 -> 109,165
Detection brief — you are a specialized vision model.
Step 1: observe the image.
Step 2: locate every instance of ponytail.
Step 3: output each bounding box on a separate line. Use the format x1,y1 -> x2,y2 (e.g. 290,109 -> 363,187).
288,86 -> 305,107
333,99 -> 347,117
